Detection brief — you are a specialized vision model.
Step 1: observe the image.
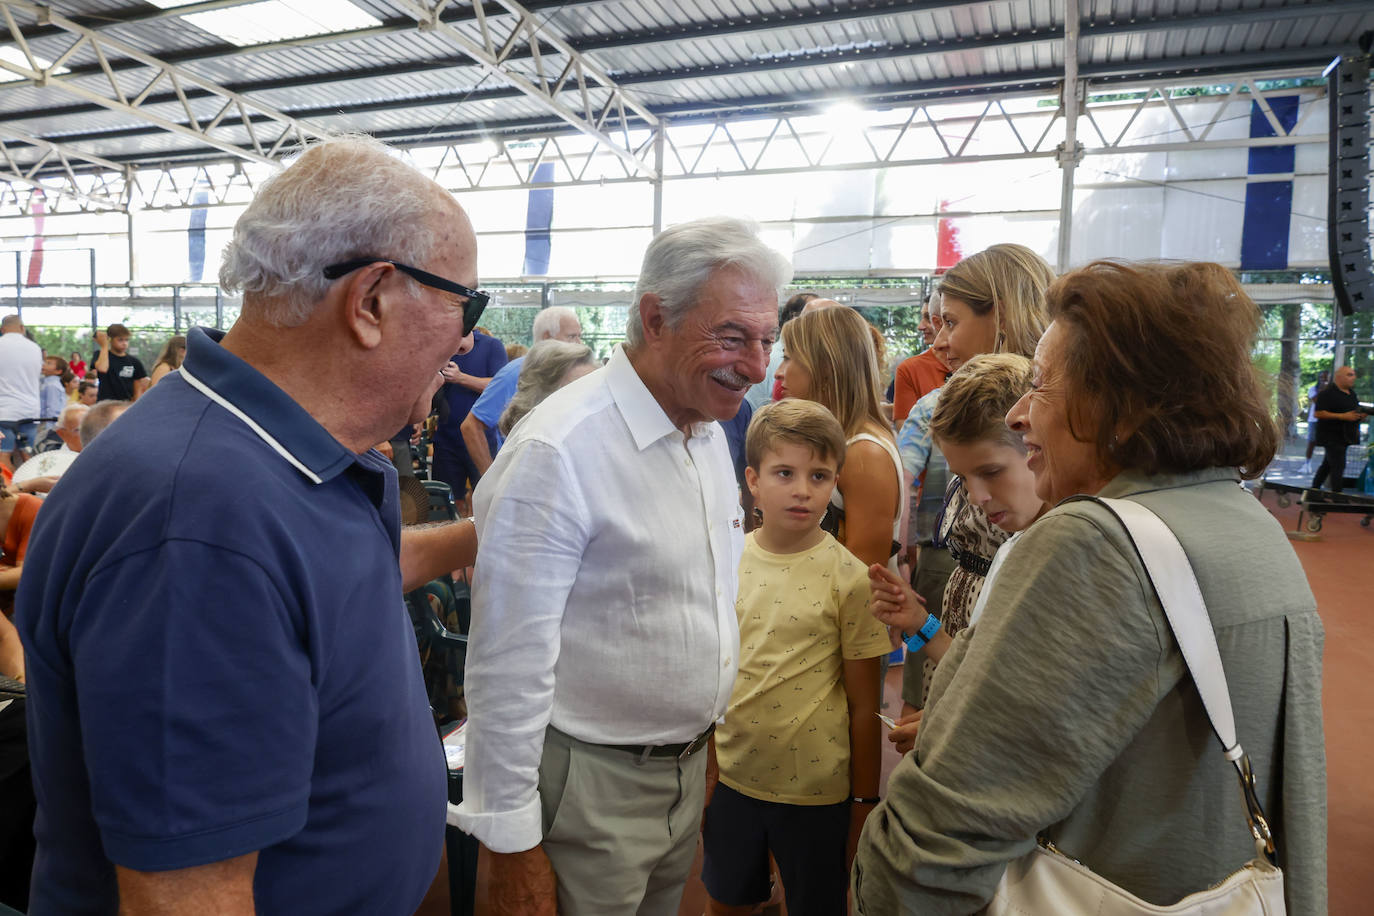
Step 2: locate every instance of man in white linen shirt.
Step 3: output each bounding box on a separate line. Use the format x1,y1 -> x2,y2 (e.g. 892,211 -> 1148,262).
456,216 -> 792,915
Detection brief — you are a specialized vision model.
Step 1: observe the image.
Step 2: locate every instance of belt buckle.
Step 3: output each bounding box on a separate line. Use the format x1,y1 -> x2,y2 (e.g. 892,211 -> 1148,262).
678,725 -> 713,761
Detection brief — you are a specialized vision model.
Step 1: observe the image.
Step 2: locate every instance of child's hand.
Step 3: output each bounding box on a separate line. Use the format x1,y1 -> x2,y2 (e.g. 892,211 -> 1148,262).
888,709 -> 922,755
867,563 -> 927,633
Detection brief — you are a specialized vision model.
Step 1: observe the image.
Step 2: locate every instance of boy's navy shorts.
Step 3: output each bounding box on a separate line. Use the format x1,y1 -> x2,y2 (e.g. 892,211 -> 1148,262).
701,782 -> 851,915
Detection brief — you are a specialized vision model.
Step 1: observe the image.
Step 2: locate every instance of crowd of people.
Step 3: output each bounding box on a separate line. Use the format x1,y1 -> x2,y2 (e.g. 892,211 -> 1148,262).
0,333 -> 135,910
0,134 -> 1336,916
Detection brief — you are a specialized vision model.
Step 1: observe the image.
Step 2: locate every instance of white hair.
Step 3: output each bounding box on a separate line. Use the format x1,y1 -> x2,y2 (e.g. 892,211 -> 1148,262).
59,403 -> 88,430
79,400 -> 129,448
219,135 -> 455,327
626,216 -> 792,346
531,305 -> 578,342
499,339 -> 596,436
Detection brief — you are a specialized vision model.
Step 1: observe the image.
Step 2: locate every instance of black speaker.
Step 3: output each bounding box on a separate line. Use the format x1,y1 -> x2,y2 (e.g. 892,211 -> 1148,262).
1328,42 -> 1372,316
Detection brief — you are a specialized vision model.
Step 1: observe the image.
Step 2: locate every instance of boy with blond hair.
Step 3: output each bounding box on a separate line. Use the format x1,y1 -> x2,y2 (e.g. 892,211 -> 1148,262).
703,399 -> 890,915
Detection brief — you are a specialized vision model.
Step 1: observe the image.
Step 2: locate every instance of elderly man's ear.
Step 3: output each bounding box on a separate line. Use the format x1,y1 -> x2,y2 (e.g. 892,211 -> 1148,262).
338,264 -> 393,350
636,293 -> 670,344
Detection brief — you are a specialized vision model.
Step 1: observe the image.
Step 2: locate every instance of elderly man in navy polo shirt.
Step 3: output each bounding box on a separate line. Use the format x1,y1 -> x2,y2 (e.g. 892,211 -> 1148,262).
15,136 -> 480,915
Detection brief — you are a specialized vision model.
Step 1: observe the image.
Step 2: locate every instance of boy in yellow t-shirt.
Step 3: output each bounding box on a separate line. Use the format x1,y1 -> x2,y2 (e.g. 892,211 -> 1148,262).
703,399 -> 891,916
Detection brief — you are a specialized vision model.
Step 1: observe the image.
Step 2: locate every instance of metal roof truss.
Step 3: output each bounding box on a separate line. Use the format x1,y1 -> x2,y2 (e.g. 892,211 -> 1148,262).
0,126 -> 128,210
405,80 -> 1331,194
43,74 -> 1326,219
389,0 -> 660,179
0,0 -> 327,167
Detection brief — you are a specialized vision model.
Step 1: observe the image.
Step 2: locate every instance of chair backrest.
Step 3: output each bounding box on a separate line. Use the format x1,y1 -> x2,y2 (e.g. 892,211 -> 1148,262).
423,480 -> 459,522
405,574 -> 470,723
412,429 -> 432,478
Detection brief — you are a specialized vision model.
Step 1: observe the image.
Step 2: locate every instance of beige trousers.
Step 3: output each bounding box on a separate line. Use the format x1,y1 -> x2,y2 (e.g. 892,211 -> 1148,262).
538,726 -> 706,916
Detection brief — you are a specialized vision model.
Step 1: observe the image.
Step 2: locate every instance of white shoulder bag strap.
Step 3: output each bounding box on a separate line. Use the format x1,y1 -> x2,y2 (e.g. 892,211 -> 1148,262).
1092,496 -> 1277,863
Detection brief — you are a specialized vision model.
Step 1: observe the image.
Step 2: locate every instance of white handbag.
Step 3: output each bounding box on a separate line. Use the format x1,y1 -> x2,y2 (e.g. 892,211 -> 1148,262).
984,497 -> 1286,916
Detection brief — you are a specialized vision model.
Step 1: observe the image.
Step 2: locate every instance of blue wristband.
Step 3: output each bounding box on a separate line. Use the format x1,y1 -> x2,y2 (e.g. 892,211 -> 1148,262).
904,614 -> 942,653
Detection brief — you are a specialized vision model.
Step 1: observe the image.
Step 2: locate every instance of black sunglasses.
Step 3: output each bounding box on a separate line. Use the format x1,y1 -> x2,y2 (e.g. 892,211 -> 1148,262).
323,257 -> 489,335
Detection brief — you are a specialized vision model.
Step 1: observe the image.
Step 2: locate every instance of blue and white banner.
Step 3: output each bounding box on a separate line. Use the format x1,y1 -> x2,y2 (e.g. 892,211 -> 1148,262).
522,162 -> 554,276
1239,95 -> 1299,270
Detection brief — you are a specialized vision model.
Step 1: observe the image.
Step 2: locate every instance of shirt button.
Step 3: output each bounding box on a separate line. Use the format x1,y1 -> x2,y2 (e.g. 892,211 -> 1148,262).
723,657 -> 731,668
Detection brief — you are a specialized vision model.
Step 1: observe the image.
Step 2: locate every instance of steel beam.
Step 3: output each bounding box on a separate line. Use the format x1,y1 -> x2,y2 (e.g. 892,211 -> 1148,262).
4,0 -> 966,88
2,1 -> 1353,131
1083,0 -> 1373,38
0,18 -> 1054,116
0,3 -> 1356,175
1058,0 -> 1082,272
0,168 -> 121,209
4,0 -> 600,45
0,127 -> 123,175
321,58 -> 1337,147
15,0 -> 1362,98
388,0 -> 659,178
0,0 -> 327,166
20,54 -> 1333,178
0,128 -> 126,208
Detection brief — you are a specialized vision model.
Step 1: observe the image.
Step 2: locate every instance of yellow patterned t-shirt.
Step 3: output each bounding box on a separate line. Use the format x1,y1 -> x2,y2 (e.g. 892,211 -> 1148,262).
717,532 -> 891,805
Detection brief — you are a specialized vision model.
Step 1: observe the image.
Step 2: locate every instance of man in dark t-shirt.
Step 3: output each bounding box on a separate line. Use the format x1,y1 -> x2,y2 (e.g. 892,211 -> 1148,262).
91,324 -> 148,402
432,329 -> 506,506
1311,366 -> 1368,492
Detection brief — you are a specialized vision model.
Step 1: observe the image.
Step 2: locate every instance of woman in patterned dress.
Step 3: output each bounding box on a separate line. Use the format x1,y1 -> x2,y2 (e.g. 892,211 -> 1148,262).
897,243 -> 1054,743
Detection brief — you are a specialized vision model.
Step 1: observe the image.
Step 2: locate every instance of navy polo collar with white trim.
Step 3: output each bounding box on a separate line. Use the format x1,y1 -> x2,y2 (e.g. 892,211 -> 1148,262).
179,326 -> 358,485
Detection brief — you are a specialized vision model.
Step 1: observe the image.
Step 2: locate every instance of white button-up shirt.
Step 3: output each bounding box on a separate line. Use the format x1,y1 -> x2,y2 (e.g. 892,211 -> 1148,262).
454,345 -> 745,853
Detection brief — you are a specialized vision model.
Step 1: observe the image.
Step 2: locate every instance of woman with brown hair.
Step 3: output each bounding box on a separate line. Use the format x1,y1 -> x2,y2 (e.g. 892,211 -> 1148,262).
147,335 -> 186,388
855,260 -> 1325,914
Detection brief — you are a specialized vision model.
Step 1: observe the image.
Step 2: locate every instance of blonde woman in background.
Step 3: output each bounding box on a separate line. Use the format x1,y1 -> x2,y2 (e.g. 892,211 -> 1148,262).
147,335 -> 186,388
775,304 -> 902,862
894,243 -> 1053,737
929,243 -> 1052,617
778,306 -> 904,572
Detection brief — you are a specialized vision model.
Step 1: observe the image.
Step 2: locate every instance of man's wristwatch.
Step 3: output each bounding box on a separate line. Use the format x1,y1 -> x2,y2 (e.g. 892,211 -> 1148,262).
903,613 -> 942,654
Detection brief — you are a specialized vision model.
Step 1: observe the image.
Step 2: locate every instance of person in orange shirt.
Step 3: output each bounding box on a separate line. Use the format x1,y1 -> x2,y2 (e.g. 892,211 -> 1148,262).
0,488 -> 40,612
891,292 -> 950,424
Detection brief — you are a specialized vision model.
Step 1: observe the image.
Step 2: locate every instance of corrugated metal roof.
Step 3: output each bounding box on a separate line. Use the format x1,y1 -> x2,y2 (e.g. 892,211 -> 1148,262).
0,0 -> 1368,175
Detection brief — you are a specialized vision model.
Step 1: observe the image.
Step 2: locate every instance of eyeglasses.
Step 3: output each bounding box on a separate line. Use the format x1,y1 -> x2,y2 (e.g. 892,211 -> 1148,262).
323,257 -> 489,335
